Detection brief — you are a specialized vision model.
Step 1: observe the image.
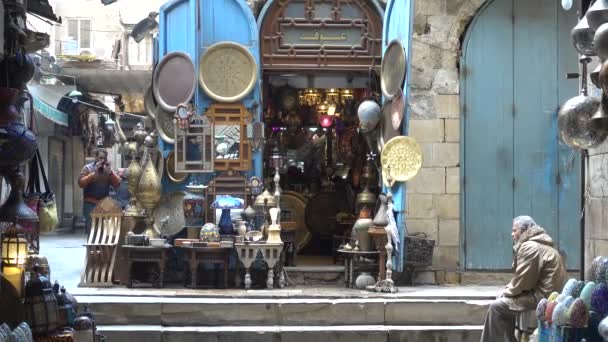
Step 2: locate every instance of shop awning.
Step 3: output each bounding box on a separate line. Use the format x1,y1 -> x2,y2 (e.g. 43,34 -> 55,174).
27,84 -> 74,127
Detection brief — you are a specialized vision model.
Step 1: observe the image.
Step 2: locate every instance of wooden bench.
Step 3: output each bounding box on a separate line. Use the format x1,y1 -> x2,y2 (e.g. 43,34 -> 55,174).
79,197 -> 123,287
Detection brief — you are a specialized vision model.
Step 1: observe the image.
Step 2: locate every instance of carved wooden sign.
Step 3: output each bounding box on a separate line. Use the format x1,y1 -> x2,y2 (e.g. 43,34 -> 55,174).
260,0 -> 382,71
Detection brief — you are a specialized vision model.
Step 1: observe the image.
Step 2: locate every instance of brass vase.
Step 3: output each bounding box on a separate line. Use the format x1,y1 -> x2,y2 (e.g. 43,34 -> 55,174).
125,157 -> 144,216
136,149 -> 162,238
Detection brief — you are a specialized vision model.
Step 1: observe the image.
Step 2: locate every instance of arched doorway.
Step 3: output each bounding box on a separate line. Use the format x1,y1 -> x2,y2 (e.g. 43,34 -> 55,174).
461,0 -> 580,270
257,0 -> 384,264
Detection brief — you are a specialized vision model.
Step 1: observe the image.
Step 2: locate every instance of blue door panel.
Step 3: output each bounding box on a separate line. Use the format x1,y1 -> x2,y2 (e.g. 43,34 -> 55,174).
462,0 -> 580,270
462,0 -> 515,270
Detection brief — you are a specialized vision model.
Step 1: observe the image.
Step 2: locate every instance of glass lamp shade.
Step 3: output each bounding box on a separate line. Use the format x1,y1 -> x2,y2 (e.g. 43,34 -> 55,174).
319,115 -> 334,128
24,271 -> 59,336
1,232 -> 28,267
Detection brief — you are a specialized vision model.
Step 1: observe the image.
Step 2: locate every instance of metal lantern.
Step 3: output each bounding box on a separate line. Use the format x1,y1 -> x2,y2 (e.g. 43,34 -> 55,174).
586,0 -> 608,31
317,101 -> 329,116
572,17 -> 596,56
325,88 -> 340,103
303,89 -> 321,106
558,95 -> 607,149
340,89 -> 354,105
23,267 -> 59,336
73,314 -> 95,342
1,225 -> 28,267
246,121 -> 265,151
270,146 -> 284,171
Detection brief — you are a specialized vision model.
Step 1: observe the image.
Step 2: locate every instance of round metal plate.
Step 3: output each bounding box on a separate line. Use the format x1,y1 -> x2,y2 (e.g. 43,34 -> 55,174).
381,39 -> 407,99
155,104 -> 176,144
153,191 -> 186,236
152,51 -> 196,112
199,41 -> 258,103
381,136 -> 422,186
280,191 -> 311,252
144,86 -> 157,119
390,88 -> 405,130
166,151 -> 188,183
380,100 -> 400,150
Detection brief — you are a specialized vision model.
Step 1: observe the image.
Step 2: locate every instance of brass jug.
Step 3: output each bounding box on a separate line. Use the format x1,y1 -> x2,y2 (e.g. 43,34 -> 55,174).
125,157 -> 143,216
137,148 -> 162,237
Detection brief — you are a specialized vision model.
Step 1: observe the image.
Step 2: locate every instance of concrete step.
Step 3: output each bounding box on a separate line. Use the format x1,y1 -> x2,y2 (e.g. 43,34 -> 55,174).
97,325 -> 483,342
77,295 -> 492,327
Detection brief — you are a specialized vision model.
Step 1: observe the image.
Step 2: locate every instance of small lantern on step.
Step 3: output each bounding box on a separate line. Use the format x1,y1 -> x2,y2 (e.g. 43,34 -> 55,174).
73,313 -> 95,342
23,265 -> 59,336
1,223 -> 28,296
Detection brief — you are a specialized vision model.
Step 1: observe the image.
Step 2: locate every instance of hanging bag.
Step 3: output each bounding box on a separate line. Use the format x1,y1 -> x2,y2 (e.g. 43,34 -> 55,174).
35,149 -> 58,233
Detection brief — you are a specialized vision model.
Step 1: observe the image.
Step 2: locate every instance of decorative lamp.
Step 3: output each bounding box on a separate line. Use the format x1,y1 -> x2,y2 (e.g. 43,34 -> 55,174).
270,146 -> 284,171
339,89 -> 354,105
303,89 -> 321,106
23,266 -> 59,336
1,224 -> 28,297
246,121 -> 265,151
73,314 -> 95,342
325,88 -> 340,103
317,101 -> 329,116
174,103 -> 194,130
297,90 -> 305,106
319,115 -> 334,128
210,195 -> 244,235
254,189 -> 277,231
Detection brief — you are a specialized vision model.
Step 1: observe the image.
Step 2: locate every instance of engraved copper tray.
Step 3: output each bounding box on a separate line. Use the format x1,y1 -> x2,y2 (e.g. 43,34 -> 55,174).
280,191 -> 311,252
199,42 -> 258,103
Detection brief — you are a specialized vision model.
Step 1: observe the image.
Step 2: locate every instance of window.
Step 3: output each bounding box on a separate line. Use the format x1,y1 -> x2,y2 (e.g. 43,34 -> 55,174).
64,18 -> 92,53
128,35 -> 152,66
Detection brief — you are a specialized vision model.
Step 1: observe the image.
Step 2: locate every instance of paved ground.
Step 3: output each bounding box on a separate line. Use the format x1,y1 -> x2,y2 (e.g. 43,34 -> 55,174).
40,232 -> 501,299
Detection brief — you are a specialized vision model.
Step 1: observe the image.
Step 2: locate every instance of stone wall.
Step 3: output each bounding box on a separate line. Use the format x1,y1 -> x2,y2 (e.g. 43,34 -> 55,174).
406,0 -> 486,277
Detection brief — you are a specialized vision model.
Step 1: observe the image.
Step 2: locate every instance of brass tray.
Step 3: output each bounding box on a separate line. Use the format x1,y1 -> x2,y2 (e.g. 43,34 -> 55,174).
381,39 -> 407,99
155,104 -> 176,144
280,191 -> 311,252
153,191 -> 186,236
144,86 -> 157,119
199,41 -> 258,103
380,136 -> 422,186
166,151 -> 189,183
152,51 -> 196,112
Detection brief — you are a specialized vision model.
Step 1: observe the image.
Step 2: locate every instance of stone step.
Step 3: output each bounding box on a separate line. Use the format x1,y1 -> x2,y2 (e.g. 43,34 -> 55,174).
97,325 -> 483,342
76,295 -> 492,326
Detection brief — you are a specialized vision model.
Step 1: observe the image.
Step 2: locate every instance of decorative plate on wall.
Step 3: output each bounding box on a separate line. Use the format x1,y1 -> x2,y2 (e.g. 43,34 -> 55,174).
381,39 -> 407,99
165,151 -> 188,183
380,136 -> 422,186
199,42 -> 258,103
152,51 -> 196,112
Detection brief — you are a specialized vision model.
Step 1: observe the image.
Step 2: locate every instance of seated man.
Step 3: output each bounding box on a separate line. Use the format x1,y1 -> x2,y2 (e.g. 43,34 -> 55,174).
480,216 -> 567,342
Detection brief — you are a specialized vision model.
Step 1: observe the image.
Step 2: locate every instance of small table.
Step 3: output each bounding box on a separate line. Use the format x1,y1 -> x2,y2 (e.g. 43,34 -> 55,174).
123,245 -> 171,288
177,246 -> 232,288
235,242 -> 283,289
337,249 -> 379,288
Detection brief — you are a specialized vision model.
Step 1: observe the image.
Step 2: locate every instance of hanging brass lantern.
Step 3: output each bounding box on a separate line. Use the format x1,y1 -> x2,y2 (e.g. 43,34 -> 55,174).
297,90 -> 305,107
340,89 -> 354,105
572,16 -> 595,56
325,88 -> 340,103
1,224 -> 28,267
317,101 -> 330,116
303,89 -> 321,106
586,0 -> 608,31
23,266 -> 59,336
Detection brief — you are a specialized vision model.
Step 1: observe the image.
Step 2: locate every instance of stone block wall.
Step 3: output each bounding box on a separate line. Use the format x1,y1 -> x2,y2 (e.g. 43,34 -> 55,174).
406,0 -> 487,276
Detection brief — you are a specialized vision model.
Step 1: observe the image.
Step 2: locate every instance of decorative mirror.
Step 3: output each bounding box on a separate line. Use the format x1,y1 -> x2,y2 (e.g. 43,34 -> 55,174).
205,103 -> 252,171
174,115 -> 214,173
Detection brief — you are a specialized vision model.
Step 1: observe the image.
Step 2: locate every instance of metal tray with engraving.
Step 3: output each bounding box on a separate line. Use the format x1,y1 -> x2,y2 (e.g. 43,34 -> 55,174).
380,136 -> 422,186
199,42 -> 258,103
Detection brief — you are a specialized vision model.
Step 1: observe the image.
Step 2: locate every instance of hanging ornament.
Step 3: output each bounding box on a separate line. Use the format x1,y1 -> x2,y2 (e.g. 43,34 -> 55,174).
558,94 -> 607,149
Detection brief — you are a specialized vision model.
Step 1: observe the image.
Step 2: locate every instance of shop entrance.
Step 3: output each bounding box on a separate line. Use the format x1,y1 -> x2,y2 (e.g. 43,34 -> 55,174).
258,0 -> 384,265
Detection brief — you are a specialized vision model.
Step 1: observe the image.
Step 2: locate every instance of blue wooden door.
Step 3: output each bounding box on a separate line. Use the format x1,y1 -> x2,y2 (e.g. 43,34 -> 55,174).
462,0 -> 580,270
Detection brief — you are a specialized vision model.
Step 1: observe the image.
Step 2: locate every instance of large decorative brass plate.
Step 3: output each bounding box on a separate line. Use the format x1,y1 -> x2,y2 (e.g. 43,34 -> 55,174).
165,151 -> 189,183
380,136 -> 422,186
381,39 -> 407,99
199,42 -> 258,103
155,105 -> 176,144
152,52 -> 196,112
280,191 -> 311,252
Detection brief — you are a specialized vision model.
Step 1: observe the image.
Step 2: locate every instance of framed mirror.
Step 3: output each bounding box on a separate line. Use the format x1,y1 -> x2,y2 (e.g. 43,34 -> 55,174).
205,103 -> 252,171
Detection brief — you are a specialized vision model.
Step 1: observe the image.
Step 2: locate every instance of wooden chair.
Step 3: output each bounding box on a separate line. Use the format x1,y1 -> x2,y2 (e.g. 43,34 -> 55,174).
79,197 -> 123,287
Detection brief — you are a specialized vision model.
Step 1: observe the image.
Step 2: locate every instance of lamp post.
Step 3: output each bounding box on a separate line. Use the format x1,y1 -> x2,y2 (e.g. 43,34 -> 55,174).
1,223 -> 29,297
